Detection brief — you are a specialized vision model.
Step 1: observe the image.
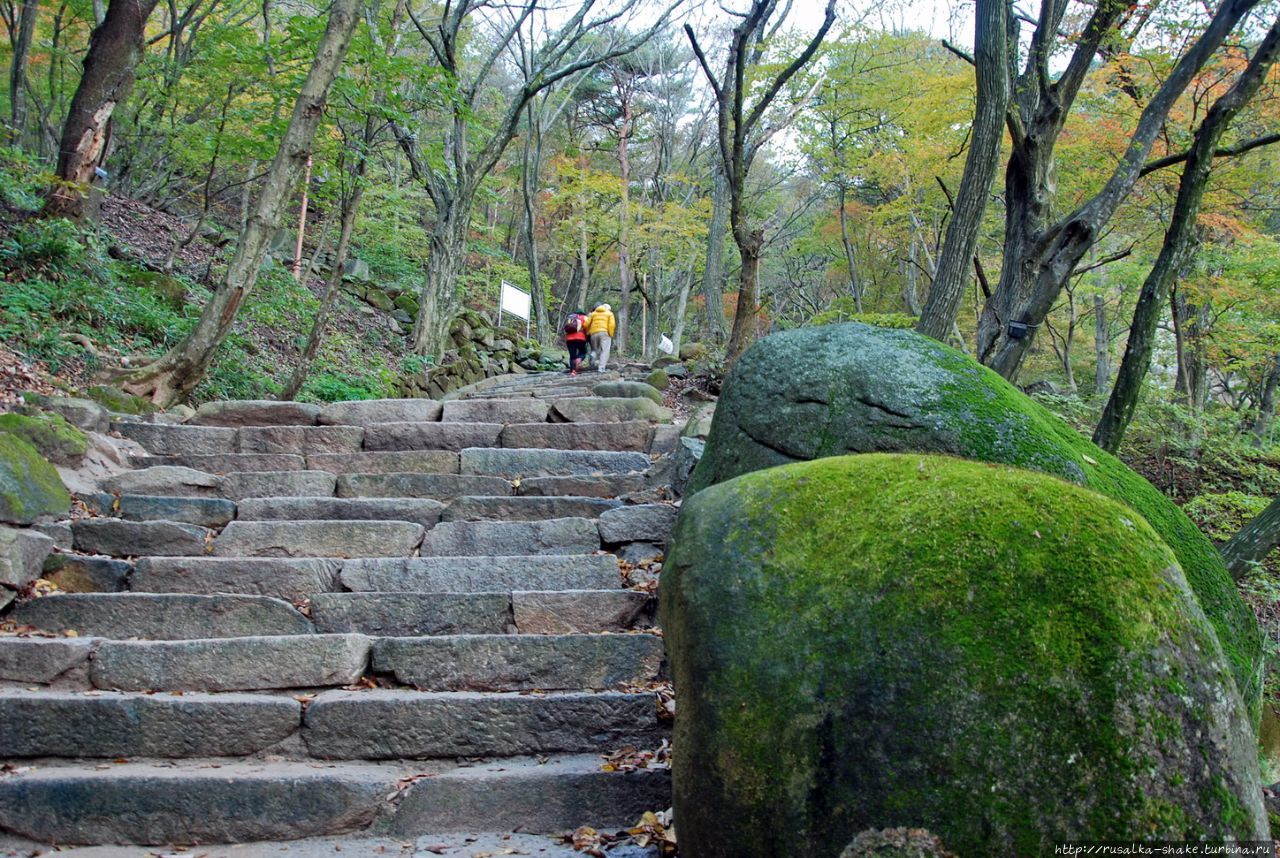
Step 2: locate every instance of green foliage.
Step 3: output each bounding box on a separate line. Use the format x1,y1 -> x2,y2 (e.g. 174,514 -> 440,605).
1185,492 -> 1271,544
807,299 -> 916,328
0,147 -> 51,211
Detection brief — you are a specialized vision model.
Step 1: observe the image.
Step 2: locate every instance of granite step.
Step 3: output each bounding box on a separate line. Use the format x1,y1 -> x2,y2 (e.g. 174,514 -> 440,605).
460,447 -> 651,478
221,470 -> 338,500
0,756 -> 669,844
372,633 -> 664,691
319,398 -> 442,425
79,493 -> 236,528
191,399 -> 321,427
305,450 -> 459,475
335,472 -> 510,500
212,520 -> 425,558
112,422 -> 237,456
70,518 -> 212,556
440,399 -> 550,423
302,689 -> 663,759
8,592 -> 313,639
338,555 -> 621,593
89,634 -> 369,691
0,690 -> 301,757
130,452 -> 306,472
235,497 -> 445,530
419,517 -> 600,556
440,494 -> 621,521
238,424 -> 365,454
361,421 -> 503,452
499,421 -> 653,452
129,556 -> 342,600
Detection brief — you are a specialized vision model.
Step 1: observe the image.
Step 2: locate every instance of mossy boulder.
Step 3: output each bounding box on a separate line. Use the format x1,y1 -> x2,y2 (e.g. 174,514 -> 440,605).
127,271 -> 186,311
0,433 -> 70,525
664,454 -> 1267,857
645,368 -> 670,390
594,380 -> 663,405
364,288 -> 395,312
0,412 -> 88,465
85,385 -> 154,416
395,294 -> 420,317
690,322 -> 1264,717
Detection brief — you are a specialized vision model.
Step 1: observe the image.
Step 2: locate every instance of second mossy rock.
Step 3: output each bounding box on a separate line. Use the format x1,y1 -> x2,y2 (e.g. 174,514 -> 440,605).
688,322 -> 1263,716
663,454 -> 1267,857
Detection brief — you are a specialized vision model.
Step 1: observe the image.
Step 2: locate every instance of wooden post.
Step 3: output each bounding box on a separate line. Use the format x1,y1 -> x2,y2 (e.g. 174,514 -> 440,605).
292,156 -> 313,281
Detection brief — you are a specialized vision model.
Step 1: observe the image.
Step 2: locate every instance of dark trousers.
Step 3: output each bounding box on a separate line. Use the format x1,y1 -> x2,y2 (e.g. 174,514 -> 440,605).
567,339 -> 588,369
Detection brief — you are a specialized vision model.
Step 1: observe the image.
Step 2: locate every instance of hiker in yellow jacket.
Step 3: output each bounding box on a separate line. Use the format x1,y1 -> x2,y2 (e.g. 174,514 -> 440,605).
585,303 -> 616,373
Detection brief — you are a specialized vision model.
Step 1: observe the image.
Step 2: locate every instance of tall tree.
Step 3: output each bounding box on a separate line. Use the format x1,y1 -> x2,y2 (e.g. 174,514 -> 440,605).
116,0 -> 364,404
1093,14 -> 1280,453
42,0 -> 161,219
687,0 -> 837,367
914,0 -> 1009,339
6,0 -> 40,140
395,0 -> 675,360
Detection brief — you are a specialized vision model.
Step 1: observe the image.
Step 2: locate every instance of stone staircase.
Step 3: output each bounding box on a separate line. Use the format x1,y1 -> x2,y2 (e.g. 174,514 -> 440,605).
0,370 -> 678,851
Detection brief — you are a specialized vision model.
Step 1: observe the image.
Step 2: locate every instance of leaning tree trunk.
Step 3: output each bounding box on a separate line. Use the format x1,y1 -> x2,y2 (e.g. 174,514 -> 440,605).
116,0 -> 362,404
42,0 -> 160,219
724,225 -> 763,368
1092,14 -> 1280,453
914,0 -> 1008,340
1222,494 -> 1280,580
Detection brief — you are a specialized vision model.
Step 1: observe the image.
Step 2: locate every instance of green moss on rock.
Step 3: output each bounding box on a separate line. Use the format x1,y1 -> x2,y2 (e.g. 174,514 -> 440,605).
0,411 -> 88,464
0,432 -> 70,525
663,454 -> 1267,857
85,385 -> 154,416
689,322 -> 1264,719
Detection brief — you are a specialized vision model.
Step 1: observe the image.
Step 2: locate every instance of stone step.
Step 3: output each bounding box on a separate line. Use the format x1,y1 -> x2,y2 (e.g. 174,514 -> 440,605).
441,399 -> 549,423
79,492 -> 237,528
238,424 -> 365,454
516,473 -> 649,498
304,450 -> 459,475
362,421 -> 502,452
9,593 -> 313,639
302,689 -> 663,759
308,589 -> 650,636
387,754 -> 671,835
420,517 -> 600,556
90,634 -> 369,691
500,421 -> 653,452
40,554 -> 131,593
338,555 -> 620,593
310,592 -> 511,636
550,397 -> 673,424
130,453 -> 306,472
70,518 -> 212,556
221,470 -> 338,500
319,398 -> 442,425
597,504 -> 679,545
461,447 -> 651,478
335,472 -> 510,500
441,495 -> 621,521
236,496 -> 445,529
372,633 -> 664,691
0,761 -> 400,844
212,520 -> 426,558
130,557 -> 342,600
112,422 -> 237,456
192,400 -> 321,427
0,636 -> 96,683
99,465 -> 222,498
0,756 -> 669,844
0,690 -> 300,757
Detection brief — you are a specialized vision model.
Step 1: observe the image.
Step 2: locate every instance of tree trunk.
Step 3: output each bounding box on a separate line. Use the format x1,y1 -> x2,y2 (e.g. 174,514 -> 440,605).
837,184 -> 863,312
520,104 -> 551,343
724,226 -> 763,367
1093,294 -> 1110,397
671,267 -> 694,355
915,0 -> 1008,340
280,179 -> 365,400
575,217 -> 591,310
615,96 -> 634,356
42,0 -> 161,219
1251,356 -> 1280,444
700,165 -> 729,341
411,209 -> 468,358
1093,14 -> 1279,451
1222,494 -> 1280,580
116,0 -> 361,404
9,0 -> 39,140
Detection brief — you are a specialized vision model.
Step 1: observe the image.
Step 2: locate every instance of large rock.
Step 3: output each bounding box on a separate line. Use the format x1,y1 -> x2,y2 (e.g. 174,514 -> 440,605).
0,525 -> 53,591
20,394 -> 108,432
0,411 -> 88,464
663,454 -> 1267,856
689,322 -> 1264,714
0,432 -> 70,524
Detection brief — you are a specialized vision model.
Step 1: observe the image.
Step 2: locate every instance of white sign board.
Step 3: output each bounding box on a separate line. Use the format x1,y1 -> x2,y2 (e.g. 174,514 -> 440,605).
658,335 -> 675,355
499,281 -> 531,321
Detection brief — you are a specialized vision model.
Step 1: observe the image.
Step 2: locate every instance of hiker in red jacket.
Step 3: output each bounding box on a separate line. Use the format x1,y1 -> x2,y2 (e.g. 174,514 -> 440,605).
563,310 -> 589,375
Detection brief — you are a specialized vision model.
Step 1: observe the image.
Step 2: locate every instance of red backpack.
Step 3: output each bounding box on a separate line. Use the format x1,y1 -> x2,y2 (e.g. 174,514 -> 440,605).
563,314 -> 583,334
